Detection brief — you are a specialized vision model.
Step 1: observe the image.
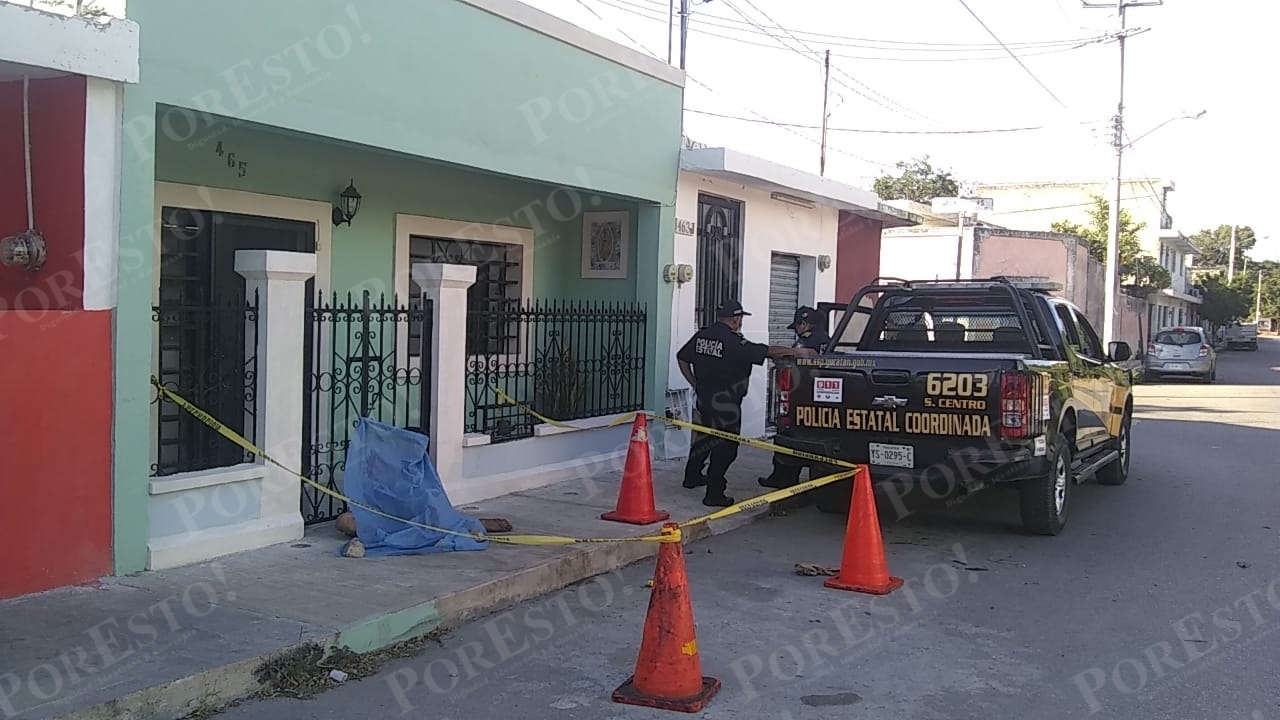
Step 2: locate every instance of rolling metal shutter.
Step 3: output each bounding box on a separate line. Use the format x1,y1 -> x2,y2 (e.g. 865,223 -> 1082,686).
766,253 -> 800,432
768,253 -> 801,345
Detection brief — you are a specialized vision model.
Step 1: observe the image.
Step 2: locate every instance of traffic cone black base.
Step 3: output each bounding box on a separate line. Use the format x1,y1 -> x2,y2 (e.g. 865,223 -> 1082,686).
611,676 -> 721,713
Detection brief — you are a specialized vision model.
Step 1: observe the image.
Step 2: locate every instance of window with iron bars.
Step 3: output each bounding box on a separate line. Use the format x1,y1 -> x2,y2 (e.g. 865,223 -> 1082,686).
408,236 -> 523,357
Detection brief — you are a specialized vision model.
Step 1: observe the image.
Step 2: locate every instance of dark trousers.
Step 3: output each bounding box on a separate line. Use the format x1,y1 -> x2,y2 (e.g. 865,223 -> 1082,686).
683,401 -> 743,498
763,452 -> 803,487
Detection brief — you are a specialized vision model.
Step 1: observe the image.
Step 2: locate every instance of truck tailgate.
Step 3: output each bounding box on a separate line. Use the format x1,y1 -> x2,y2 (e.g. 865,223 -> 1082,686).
785,353 -> 1029,468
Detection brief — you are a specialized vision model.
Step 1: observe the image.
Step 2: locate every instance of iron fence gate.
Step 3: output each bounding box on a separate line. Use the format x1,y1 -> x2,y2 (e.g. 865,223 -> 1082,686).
300,290 -> 434,524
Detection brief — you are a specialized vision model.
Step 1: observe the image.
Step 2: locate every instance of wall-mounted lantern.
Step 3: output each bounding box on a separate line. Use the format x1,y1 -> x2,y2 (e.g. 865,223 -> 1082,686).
817,254 -> 832,272
332,179 -> 362,226
0,230 -> 47,273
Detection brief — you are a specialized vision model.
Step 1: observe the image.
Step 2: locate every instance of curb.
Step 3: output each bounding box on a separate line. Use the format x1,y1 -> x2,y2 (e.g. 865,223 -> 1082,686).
53,507 -> 771,720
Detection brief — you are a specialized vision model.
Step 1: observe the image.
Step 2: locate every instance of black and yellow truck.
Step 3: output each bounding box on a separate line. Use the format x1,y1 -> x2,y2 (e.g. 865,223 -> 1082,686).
770,277 -> 1136,536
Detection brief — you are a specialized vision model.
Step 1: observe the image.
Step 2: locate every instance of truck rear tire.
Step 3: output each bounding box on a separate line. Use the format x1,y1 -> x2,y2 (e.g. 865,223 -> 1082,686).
1019,432 -> 1073,536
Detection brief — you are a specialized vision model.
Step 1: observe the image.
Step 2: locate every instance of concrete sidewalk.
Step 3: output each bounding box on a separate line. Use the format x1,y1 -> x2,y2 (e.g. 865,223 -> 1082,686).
1,448 -> 778,720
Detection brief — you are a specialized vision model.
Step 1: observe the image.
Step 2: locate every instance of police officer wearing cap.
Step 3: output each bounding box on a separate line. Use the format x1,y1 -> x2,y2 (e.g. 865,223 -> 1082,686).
676,300 -> 814,507
759,305 -> 831,489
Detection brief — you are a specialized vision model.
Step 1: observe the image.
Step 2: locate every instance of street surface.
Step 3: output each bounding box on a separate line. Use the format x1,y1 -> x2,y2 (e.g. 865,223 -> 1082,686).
222,338 -> 1280,720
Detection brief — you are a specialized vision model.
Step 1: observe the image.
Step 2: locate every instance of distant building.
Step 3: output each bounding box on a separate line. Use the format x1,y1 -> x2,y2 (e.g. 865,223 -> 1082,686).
973,179 -> 1203,330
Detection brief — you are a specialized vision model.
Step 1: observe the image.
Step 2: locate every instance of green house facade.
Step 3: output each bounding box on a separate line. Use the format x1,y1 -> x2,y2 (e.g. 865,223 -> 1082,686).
115,0 -> 685,574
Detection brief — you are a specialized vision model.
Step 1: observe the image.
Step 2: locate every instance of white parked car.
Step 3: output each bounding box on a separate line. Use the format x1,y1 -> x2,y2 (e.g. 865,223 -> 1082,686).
1144,326 -> 1216,383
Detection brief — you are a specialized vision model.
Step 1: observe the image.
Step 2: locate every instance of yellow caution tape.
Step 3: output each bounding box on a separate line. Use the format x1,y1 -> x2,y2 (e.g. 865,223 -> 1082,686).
150,378 -> 864,548
492,385 -> 859,470
492,386 -> 639,431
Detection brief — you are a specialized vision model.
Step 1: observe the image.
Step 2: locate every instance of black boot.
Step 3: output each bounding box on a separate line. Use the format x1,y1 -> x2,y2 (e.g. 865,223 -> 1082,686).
702,493 -> 735,507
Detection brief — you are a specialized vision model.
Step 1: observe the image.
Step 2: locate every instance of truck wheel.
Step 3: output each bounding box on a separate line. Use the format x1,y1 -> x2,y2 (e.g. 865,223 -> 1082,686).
1097,411 -> 1131,486
1019,432 -> 1073,536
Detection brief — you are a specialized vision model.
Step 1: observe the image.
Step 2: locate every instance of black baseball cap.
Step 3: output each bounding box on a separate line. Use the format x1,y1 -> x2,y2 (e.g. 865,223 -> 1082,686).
716,300 -> 752,318
787,306 -> 817,330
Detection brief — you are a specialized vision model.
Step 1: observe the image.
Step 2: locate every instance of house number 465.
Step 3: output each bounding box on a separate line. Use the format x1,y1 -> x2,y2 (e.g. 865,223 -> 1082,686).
214,141 -> 248,178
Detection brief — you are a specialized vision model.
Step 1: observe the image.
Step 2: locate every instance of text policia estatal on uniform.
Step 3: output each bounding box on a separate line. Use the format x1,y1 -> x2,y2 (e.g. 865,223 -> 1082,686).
792,406 -> 993,437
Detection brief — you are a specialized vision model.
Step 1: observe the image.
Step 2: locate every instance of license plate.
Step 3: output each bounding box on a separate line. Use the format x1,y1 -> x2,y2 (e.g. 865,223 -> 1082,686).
869,442 -> 913,469
1167,362 -> 1189,370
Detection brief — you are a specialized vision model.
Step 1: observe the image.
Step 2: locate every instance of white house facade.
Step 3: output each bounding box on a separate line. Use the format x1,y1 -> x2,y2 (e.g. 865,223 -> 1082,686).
663,146 -> 906,455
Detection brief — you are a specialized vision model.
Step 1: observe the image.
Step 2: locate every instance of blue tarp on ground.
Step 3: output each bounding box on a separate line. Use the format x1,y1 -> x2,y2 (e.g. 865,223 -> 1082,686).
337,418 -> 488,557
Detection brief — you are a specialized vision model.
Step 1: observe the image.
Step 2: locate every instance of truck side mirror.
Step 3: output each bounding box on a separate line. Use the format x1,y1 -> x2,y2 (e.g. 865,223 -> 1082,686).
1108,341 -> 1132,362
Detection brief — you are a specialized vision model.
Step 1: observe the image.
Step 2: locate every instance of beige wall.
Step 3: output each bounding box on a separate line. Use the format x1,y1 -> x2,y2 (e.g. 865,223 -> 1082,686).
973,229 -> 1148,354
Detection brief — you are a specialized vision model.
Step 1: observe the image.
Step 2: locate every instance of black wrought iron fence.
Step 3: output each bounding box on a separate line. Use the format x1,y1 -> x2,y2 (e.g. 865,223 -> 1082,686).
464,299 -> 647,443
151,292 -> 260,477
301,290 -> 433,524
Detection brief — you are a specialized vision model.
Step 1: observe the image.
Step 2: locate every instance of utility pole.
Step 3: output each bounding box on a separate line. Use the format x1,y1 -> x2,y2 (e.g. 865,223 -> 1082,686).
679,0 -> 689,69
1255,269 -> 1263,321
1085,0 -> 1161,346
820,50 -> 831,176
667,0 -> 674,64
1227,225 -> 1237,284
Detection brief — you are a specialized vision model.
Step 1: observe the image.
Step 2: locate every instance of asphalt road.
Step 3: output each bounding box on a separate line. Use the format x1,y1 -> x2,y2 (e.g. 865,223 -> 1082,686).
222,337 -> 1280,720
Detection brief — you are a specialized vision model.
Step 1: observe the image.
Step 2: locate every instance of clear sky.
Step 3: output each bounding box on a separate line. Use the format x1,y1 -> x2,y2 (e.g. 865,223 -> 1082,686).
520,0 -> 1280,261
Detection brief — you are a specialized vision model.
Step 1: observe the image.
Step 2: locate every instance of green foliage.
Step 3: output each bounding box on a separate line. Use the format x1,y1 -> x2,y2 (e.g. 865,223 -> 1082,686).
1050,196 -> 1169,292
1188,224 -> 1257,274
1197,274 -> 1251,326
872,156 -> 960,204
1230,259 -> 1280,320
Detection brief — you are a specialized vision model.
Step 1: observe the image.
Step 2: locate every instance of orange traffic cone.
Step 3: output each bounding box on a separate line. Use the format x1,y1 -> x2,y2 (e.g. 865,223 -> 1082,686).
611,524 -> 720,713
601,414 -> 670,525
824,466 -> 904,595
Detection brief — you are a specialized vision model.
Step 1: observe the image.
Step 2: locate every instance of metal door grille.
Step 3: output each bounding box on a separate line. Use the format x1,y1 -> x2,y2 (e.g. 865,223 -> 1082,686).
694,193 -> 743,329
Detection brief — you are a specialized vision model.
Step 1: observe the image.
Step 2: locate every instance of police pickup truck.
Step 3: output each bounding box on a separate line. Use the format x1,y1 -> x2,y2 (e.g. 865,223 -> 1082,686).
770,277 -> 1136,536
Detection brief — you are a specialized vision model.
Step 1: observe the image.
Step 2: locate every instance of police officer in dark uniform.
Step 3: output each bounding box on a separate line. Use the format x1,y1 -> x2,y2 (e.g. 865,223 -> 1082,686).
759,306 -> 831,489
676,300 -> 813,507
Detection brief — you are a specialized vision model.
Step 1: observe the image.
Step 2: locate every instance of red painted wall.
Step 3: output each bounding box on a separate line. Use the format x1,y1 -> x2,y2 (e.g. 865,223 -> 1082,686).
0,75 -> 86,311
836,211 -> 884,301
0,310 -> 113,598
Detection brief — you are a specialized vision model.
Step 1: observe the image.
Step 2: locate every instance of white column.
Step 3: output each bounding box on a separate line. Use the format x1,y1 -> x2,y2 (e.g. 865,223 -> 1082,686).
411,263 -> 476,490
236,250 -> 316,532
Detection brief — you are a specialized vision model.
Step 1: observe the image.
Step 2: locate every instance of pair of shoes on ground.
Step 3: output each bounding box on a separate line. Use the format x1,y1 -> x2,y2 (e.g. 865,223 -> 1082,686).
682,474 -> 734,508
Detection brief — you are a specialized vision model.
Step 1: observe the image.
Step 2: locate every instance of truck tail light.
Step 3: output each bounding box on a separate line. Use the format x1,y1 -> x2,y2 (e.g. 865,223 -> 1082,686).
775,365 -> 793,429
1198,344 -> 1210,357
1000,371 -> 1029,438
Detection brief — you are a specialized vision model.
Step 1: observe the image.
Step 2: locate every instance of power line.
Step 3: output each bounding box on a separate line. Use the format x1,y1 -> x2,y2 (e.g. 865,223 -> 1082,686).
685,107 -> 1063,134
955,0 -> 1070,108
717,0 -> 933,123
567,0 -> 894,171
597,0 -> 1112,61
618,0 -> 1107,50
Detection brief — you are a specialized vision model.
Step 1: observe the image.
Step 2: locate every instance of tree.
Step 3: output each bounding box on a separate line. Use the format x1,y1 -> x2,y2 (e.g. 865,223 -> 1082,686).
1188,224 -> 1257,275
873,156 -> 960,204
1232,259 -> 1280,320
1050,196 -> 1170,293
1197,274 -> 1251,326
